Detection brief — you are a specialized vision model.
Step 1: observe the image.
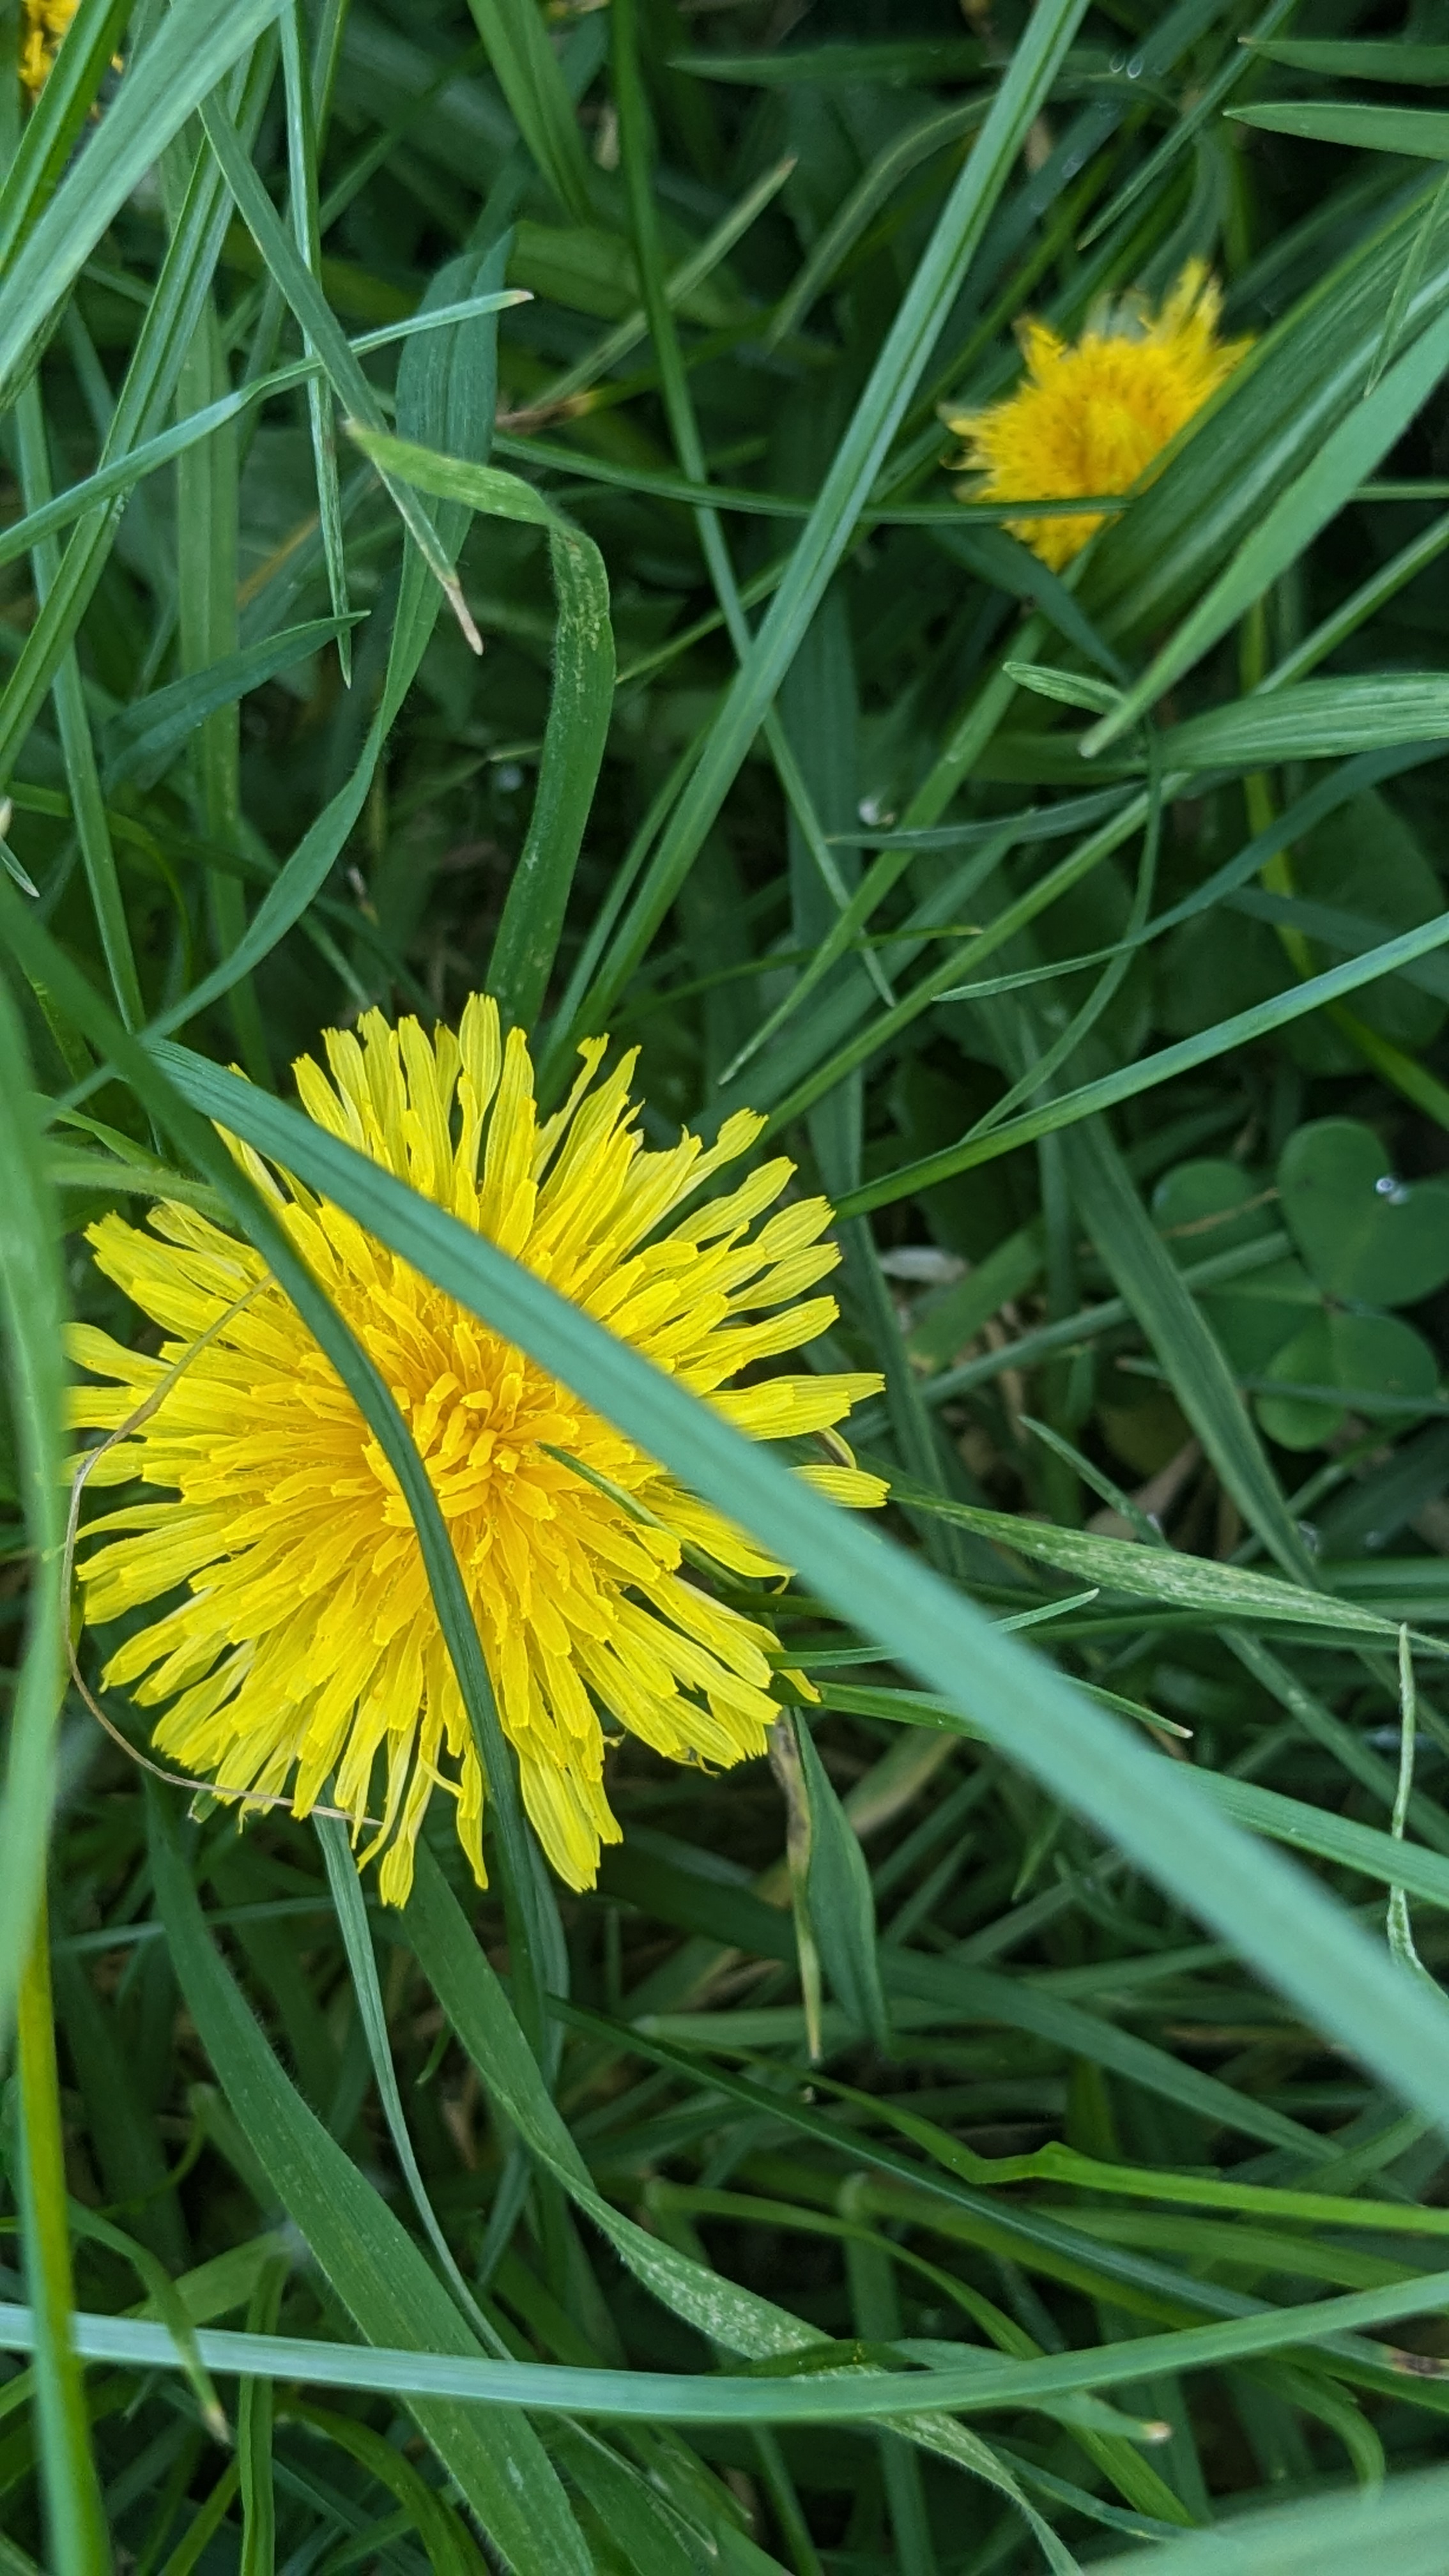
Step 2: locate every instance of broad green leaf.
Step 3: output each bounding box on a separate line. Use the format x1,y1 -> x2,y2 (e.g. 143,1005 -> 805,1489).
1278,1119 -> 1449,1307
148,1789 -> 592,2575
1257,1310 -> 1440,1452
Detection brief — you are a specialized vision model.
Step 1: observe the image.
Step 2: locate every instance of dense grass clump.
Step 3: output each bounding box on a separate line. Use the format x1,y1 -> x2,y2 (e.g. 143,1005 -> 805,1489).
11,1 -> 1449,2568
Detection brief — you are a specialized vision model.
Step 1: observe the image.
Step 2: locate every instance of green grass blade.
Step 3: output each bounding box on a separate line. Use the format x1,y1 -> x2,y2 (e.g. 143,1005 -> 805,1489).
1089,2460 -> 1449,2574
463,0 -> 595,222
0,0 -> 133,273
13,2264 -> 1449,2421
315,1819 -> 508,2354
153,1041 -> 1449,2152
342,422 -> 615,1027
279,0 -> 351,686
0,0 -> 283,402
836,905 -> 1449,1213
147,1791 -> 592,2573
15,1915 -> 109,2573
579,0 -> 1090,1027
197,91 -> 480,648
1245,40 -> 1449,83
0,978 -> 68,2048
1233,101 -> 1449,158
1084,303 -> 1449,751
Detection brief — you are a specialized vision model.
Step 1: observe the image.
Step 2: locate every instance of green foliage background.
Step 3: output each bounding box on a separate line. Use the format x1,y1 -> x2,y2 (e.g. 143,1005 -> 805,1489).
12,0 -> 1449,2566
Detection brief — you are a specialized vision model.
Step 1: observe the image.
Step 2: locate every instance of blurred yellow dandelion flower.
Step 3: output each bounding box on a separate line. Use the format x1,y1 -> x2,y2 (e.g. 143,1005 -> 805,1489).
20,0 -> 79,97
70,999 -> 885,1905
947,261 -> 1251,569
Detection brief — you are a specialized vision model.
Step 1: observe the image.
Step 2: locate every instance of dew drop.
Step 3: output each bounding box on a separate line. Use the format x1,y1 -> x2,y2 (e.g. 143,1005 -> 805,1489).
1297,1520 -> 1321,1555
1376,1174 -> 1411,1206
1126,52 -> 1145,77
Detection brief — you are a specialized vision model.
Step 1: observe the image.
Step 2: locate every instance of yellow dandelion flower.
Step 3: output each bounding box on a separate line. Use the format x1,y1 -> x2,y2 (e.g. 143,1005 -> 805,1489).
70,999 -> 886,1906
947,261 -> 1251,570
20,0 -> 78,98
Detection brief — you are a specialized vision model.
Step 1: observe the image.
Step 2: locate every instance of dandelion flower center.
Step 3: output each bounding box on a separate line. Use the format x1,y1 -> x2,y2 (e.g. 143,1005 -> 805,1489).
70,999 -> 885,1905
947,261 -> 1251,569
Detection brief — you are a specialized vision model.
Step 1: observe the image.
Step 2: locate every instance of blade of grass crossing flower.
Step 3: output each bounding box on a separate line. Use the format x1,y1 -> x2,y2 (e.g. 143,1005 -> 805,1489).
578,0 -> 1091,1029
0,900 -> 551,2059
0,983 -> 68,2047
463,0 -> 594,223
1084,271 -> 1449,747
15,1912 -> 108,2575
280,0 -> 350,684
153,1042 -> 1449,2156
147,1791 -> 592,2574
1085,176 -> 1449,639
0,0 -> 285,402
0,0 -> 132,273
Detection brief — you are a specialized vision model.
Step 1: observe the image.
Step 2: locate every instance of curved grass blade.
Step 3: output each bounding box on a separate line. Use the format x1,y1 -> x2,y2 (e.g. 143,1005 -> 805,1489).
148,1037 -> 1449,2154
11,2262 -> 1449,2422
